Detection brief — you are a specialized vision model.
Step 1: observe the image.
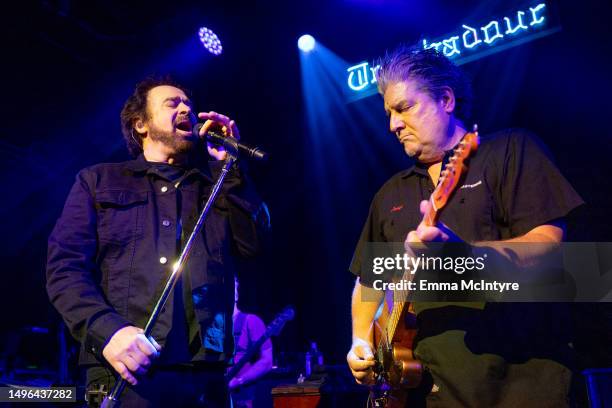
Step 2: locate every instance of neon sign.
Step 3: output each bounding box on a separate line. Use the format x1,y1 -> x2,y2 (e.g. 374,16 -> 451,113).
424,3 -> 546,55
346,2 -> 559,99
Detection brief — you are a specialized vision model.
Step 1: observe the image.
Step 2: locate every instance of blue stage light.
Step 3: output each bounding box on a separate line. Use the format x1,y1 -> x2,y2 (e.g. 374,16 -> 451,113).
198,27 -> 223,55
298,34 -> 316,52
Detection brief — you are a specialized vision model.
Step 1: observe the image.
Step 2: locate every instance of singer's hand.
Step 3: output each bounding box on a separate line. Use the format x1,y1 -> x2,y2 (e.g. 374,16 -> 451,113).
197,111 -> 241,161
102,326 -> 161,386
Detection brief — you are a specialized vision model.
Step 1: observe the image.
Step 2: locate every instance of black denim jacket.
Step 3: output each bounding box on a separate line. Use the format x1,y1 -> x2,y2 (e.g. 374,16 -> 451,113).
46,154 -> 269,365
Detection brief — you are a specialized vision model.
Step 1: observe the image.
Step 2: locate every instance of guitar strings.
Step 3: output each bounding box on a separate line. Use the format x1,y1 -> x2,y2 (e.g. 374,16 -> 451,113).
382,139 -> 470,346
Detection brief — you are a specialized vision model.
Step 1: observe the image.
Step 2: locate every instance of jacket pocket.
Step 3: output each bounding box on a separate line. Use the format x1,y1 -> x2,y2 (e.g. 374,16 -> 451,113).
95,190 -> 148,245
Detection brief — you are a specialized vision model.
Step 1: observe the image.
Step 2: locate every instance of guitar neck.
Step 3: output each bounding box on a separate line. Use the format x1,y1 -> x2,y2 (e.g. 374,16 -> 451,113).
381,129 -> 479,345
384,198 -> 439,341
384,270 -> 413,343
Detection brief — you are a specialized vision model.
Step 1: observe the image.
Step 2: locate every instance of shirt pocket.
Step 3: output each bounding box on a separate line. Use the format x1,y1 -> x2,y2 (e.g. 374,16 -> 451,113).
442,180 -> 496,242
95,190 -> 148,245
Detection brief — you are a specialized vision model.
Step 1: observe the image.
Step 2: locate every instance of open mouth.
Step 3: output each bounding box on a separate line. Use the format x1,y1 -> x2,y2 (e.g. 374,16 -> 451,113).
175,119 -> 193,133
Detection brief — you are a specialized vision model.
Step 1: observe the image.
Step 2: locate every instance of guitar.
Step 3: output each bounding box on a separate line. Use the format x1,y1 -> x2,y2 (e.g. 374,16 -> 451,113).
370,126 -> 480,408
226,306 -> 295,383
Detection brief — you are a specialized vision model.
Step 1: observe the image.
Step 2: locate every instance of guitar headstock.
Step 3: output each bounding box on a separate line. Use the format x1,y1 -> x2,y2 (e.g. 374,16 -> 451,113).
431,125 -> 480,212
267,306 -> 295,336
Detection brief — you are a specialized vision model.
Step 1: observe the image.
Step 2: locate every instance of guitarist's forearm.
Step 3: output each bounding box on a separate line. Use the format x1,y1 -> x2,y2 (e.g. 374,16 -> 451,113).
351,278 -> 384,345
471,222 -> 565,269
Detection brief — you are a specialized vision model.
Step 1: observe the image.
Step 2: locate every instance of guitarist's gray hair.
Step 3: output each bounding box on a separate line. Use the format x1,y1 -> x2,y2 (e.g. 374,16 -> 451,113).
375,46 -> 473,123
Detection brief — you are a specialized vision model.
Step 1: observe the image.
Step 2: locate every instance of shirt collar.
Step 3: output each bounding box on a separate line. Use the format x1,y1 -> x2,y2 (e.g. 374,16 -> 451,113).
400,162 -> 428,178
400,144 -> 460,179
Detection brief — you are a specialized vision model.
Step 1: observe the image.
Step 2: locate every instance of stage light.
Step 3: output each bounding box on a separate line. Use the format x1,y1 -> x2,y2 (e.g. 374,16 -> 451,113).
198,27 -> 223,55
298,34 -> 316,52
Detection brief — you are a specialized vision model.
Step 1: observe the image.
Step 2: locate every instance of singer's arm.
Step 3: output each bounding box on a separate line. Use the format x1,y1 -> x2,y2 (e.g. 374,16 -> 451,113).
46,169 -> 132,358
46,168 -> 160,385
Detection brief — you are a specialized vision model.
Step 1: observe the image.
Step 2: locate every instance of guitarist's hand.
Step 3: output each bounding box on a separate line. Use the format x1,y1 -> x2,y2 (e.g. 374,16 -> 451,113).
347,338 -> 376,385
405,200 -> 462,251
228,376 -> 245,391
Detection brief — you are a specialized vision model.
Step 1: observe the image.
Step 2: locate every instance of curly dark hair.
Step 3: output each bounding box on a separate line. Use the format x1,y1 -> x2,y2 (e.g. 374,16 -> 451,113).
375,46 -> 473,123
120,76 -> 191,157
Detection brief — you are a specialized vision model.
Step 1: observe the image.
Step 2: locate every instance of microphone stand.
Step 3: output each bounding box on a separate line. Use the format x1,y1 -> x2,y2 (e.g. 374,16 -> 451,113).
101,142 -> 240,408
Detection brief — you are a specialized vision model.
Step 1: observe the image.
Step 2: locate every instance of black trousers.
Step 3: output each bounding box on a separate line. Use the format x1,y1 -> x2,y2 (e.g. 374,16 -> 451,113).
85,364 -> 229,408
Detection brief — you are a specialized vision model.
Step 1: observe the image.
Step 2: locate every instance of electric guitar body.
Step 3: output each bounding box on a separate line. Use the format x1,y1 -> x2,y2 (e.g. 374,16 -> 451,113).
371,303 -> 420,408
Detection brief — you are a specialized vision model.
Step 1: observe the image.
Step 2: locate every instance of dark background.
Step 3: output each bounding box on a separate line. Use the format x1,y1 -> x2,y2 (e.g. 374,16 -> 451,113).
1,0 -> 611,379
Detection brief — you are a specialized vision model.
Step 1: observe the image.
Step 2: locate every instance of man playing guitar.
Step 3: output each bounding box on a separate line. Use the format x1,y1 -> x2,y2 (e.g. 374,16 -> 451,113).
347,46 -> 583,407
229,277 -> 273,408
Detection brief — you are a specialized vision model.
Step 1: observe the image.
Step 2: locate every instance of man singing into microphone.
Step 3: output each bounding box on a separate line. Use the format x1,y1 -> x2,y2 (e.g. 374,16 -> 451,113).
46,77 -> 270,407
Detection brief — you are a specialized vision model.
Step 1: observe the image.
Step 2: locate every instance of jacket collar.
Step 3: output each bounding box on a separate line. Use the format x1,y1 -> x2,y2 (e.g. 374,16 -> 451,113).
123,154 -> 214,182
124,154 -> 150,173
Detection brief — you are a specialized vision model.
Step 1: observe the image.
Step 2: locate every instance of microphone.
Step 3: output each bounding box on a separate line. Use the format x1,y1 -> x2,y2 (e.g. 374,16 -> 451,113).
193,123 -> 268,161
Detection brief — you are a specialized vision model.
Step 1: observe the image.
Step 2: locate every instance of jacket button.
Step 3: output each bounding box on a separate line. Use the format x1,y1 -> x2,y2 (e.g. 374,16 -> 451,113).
162,220 -> 171,227
161,186 -> 168,193
159,257 -> 168,264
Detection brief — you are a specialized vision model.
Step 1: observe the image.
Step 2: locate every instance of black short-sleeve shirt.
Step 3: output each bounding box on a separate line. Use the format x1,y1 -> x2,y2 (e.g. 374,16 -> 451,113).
350,128 -> 584,285
349,129 -> 584,406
